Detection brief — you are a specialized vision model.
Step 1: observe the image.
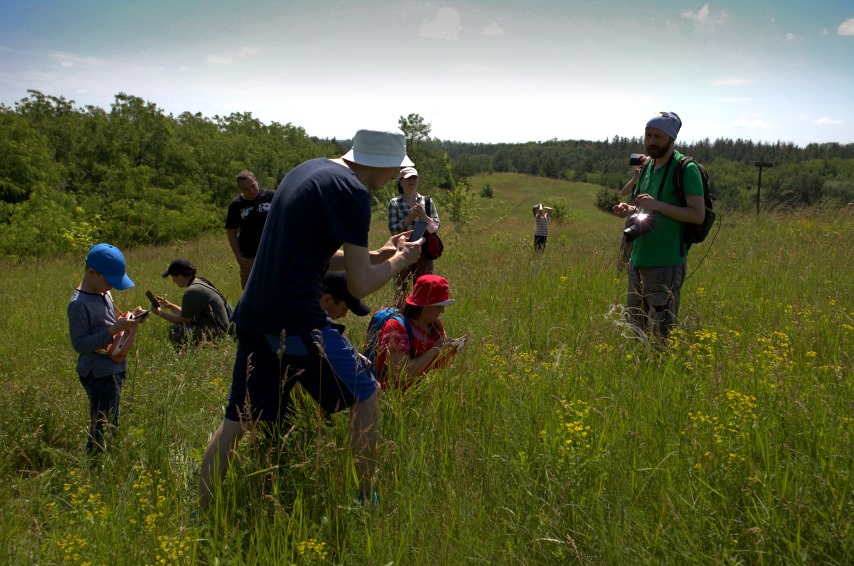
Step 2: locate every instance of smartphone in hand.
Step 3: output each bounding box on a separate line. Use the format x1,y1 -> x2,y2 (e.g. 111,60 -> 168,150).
409,220 -> 428,242
145,290 -> 160,309
129,309 -> 150,320
449,334 -> 470,347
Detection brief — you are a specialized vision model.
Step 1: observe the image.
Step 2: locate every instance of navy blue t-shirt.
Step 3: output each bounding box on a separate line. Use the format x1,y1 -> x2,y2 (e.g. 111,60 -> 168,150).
233,158 -> 371,335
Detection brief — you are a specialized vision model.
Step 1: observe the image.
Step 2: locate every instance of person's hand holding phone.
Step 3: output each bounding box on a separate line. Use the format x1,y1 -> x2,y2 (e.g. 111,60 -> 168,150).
111,312 -> 139,334
146,290 -> 164,317
145,290 -> 159,308
129,307 -> 150,323
408,220 -> 428,243
407,204 -> 426,223
397,227 -> 423,266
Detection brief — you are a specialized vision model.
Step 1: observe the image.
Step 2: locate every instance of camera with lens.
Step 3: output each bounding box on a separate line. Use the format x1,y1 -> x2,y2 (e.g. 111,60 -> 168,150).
629,153 -> 646,166
623,211 -> 655,243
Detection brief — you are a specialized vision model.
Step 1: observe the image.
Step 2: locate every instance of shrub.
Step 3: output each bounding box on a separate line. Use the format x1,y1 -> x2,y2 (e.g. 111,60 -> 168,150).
595,186 -> 621,212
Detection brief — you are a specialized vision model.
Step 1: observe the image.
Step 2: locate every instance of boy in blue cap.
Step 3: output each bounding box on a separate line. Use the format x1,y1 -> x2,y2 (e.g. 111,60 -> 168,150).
67,243 -> 147,454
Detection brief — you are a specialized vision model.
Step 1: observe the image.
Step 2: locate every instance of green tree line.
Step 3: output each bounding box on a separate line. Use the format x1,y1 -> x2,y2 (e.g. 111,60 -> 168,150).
3,91 -> 853,258
440,136 -> 854,212
0,90 -> 339,258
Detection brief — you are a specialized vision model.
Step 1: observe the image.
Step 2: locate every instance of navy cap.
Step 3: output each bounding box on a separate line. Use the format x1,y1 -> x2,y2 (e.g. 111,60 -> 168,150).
322,271 -> 371,316
162,258 -> 195,278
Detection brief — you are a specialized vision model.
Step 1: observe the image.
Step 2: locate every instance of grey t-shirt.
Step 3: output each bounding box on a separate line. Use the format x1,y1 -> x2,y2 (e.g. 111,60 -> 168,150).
67,289 -> 127,377
181,279 -> 229,334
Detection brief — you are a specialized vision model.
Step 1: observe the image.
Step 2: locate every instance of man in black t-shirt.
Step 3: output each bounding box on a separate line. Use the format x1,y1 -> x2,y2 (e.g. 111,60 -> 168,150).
225,170 -> 275,288
200,129 -> 423,508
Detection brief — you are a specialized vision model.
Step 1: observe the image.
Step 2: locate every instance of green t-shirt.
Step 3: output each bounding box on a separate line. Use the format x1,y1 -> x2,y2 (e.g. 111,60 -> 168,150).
630,150 -> 704,267
181,279 -> 229,334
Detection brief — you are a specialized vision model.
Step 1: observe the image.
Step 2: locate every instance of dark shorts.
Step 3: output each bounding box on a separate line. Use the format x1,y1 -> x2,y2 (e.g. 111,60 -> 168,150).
626,261 -> 686,338
224,324 -> 378,423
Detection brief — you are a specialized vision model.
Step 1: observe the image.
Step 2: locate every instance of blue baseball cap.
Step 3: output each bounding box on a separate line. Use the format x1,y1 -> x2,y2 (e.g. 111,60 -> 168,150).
86,243 -> 134,290
646,111 -> 682,140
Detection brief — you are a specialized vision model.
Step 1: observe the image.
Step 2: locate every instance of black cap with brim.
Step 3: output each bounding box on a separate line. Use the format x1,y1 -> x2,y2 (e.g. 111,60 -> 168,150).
162,258 -> 194,278
322,271 -> 371,316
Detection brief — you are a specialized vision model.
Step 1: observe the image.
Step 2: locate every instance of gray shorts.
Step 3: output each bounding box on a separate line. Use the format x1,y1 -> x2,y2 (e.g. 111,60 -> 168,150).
626,261 -> 686,339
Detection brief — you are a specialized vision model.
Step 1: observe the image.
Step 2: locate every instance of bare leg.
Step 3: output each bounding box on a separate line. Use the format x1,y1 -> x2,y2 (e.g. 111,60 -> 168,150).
199,418 -> 245,509
349,388 -> 381,496
239,258 -> 254,289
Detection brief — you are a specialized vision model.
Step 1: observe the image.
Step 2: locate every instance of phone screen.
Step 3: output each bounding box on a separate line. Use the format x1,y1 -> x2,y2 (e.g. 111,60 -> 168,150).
131,309 -> 150,320
409,221 -> 428,242
145,290 -> 159,309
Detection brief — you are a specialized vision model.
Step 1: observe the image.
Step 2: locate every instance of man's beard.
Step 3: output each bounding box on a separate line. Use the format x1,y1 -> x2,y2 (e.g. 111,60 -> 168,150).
646,138 -> 673,159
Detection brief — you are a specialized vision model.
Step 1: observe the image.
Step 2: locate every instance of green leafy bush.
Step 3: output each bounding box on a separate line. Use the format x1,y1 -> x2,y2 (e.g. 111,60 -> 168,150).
595,186 -> 621,212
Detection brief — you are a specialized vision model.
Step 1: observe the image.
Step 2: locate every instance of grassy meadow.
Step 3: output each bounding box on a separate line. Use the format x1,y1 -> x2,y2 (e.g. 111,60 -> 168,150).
0,173 -> 851,564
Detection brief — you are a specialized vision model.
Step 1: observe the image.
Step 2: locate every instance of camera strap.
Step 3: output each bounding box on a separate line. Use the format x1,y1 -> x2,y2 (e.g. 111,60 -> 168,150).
651,153 -> 676,201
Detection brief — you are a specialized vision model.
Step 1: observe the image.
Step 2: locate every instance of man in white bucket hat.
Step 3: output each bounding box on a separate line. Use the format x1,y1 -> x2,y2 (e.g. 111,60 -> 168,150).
200,128 -> 422,508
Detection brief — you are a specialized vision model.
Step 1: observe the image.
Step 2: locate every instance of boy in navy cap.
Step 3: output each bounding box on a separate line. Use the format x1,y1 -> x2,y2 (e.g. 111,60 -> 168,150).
67,243 -> 147,454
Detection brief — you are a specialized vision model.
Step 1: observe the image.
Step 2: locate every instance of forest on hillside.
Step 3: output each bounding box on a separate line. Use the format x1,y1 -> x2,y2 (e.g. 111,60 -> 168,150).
441,136 -> 854,213
3,91 -> 853,258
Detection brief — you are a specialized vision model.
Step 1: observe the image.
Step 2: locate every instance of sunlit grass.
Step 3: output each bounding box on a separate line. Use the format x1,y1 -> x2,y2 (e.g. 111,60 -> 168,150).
0,173 -> 851,564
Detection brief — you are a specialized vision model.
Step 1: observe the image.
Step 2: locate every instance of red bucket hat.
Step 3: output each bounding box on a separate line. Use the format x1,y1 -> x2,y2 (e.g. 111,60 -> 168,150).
405,275 -> 455,307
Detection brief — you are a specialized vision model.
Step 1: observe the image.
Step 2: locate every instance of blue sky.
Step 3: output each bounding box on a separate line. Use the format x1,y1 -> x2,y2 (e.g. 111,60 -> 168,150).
1,1 -> 852,146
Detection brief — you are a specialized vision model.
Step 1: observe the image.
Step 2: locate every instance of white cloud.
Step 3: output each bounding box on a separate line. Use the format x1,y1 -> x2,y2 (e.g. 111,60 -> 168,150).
711,77 -> 752,86
238,46 -> 260,59
785,32 -> 803,41
421,7 -> 462,41
50,51 -> 100,68
814,117 -> 842,125
682,3 -> 727,25
207,47 -> 258,65
664,19 -> 680,32
207,54 -> 233,65
838,18 -> 854,36
483,21 -> 504,36
732,117 -> 772,130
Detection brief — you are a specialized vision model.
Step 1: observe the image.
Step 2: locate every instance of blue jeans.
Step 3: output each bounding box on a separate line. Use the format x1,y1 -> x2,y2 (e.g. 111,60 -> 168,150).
79,372 -> 125,454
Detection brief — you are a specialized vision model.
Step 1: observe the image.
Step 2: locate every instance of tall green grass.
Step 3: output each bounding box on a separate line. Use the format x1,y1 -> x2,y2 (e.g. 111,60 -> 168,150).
0,174 -> 851,564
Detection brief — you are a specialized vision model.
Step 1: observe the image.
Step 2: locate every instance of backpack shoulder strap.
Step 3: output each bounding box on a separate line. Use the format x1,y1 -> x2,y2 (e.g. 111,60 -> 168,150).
392,313 -> 416,358
192,279 -> 232,331
673,155 -> 694,206
196,279 -> 229,305
424,196 -> 433,217
632,161 -> 653,200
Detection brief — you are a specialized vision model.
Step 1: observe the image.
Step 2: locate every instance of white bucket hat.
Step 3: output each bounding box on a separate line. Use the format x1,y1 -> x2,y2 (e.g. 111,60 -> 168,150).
342,129 -> 414,168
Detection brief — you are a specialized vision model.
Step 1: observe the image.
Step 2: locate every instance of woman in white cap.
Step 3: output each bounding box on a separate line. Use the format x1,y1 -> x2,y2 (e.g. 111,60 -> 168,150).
374,275 -> 467,392
387,166 -> 441,299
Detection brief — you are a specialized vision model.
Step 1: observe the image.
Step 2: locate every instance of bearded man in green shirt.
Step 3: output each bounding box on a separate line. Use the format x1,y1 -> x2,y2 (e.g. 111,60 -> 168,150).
612,111 -> 706,344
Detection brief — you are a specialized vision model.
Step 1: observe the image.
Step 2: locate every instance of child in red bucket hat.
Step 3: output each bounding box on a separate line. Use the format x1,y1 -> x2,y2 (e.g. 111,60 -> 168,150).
373,275 -> 468,392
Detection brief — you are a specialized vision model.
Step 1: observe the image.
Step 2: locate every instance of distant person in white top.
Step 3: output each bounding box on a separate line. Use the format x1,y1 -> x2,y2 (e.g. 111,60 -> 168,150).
533,203 -> 553,252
